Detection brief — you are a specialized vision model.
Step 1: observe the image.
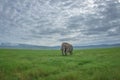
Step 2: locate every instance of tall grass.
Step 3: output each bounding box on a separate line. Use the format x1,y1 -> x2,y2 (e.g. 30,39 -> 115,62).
0,47 -> 120,80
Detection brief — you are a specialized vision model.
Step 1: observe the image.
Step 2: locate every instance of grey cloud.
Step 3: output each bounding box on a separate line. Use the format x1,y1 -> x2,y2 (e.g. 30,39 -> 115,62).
67,0 -> 120,36
100,1 -> 120,20
49,0 -> 72,5
30,27 -> 67,37
59,36 -> 80,42
0,0 -> 120,46
107,26 -> 120,36
67,15 -> 85,28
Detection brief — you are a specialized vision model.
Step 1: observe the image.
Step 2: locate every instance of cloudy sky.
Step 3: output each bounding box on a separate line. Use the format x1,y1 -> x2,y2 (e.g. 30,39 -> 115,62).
0,0 -> 120,46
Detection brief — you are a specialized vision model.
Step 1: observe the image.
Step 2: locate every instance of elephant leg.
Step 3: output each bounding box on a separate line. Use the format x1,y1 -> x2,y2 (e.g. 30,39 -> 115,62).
65,49 -> 67,56
62,50 -> 64,56
70,51 -> 73,55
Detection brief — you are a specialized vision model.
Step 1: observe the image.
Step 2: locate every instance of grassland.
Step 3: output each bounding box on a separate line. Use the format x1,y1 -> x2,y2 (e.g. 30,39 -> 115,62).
0,47 -> 120,80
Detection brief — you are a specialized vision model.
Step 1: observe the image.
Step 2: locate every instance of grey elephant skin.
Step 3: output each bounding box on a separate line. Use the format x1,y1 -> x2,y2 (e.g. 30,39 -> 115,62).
61,42 -> 73,56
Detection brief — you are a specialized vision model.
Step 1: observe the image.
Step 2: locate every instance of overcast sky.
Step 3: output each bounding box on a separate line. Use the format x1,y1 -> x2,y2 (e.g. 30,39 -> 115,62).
0,0 -> 120,46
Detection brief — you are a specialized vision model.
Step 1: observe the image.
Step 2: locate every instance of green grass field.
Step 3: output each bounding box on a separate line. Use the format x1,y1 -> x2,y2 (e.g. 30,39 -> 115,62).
0,47 -> 120,80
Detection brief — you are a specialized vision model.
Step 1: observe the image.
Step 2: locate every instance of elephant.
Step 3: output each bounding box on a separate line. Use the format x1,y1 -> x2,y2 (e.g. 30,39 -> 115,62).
61,42 -> 73,56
